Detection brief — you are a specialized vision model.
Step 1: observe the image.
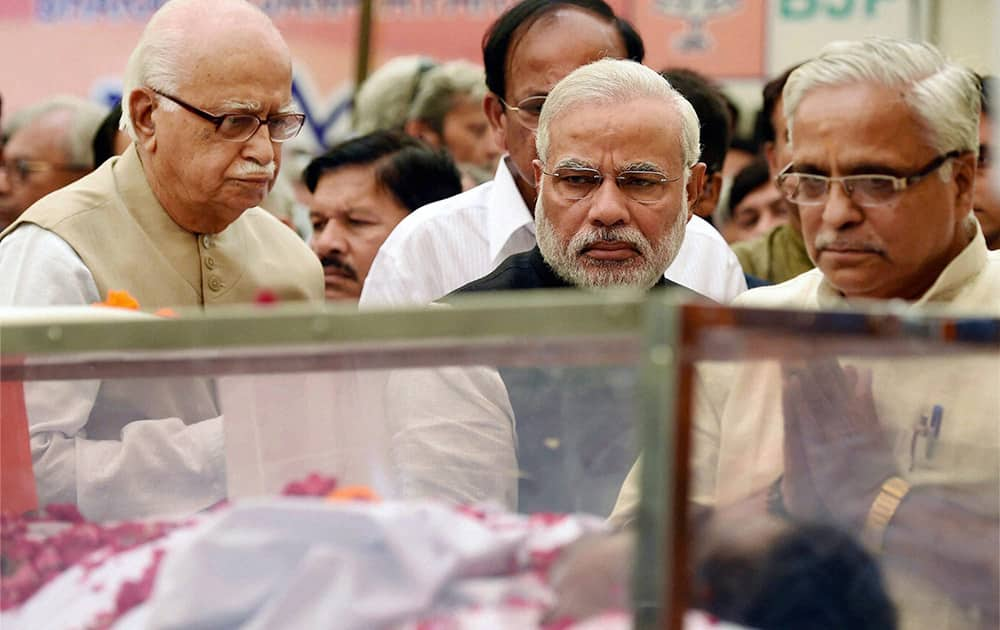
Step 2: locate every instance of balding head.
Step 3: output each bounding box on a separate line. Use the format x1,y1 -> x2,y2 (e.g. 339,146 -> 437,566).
120,0 -> 290,140
120,0 -> 301,234
0,97 -> 107,228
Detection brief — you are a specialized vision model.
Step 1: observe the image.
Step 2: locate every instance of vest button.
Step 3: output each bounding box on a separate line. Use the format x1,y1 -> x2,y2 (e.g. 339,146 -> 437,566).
208,276 -> 223,292
205,256 -> 216,270
201,235 -> 214,249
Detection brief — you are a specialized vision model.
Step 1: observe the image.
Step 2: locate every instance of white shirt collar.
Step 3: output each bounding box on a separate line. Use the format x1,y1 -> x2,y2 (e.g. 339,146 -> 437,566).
486,157 -> 535,267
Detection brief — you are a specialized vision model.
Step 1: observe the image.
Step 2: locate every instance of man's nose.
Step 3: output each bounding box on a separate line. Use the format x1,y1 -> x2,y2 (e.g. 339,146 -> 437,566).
757,208 -> 788,235
312,220 -> 348,256
242,123 -> 276,165
821,181 -> 864,229
586,178 -> 631,227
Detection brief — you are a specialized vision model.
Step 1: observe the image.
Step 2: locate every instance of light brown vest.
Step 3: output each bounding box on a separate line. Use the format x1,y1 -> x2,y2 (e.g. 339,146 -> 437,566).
1,146 -> 324,471
1,145 -> 323,309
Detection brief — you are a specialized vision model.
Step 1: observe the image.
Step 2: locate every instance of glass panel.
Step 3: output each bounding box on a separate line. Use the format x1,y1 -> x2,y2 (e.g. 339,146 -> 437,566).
0,293 -> 653,522
637,304 -> 1000,630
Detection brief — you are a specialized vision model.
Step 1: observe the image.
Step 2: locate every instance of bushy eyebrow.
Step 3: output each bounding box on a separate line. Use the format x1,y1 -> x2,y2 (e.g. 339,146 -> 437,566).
620,160 -> 665,173
218,99 -> 262,113
553,157 -> 594,170
216,100 -> 300,116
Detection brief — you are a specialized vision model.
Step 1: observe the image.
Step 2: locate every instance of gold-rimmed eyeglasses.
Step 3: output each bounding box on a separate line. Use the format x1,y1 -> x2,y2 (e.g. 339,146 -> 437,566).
776,150 -> 964,208
499,95 -> 547,130
541,166 -> 680,204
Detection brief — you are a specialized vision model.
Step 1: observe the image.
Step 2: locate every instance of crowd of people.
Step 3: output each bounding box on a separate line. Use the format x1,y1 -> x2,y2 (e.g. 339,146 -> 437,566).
1,0 -> 998,628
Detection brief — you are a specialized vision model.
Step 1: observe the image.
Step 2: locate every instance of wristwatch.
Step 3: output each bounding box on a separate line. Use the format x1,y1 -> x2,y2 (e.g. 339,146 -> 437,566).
861,475 -> 911,553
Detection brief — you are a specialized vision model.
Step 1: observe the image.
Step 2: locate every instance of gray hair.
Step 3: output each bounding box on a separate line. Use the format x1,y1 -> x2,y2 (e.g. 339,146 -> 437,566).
353,56 -> 437,135
784,38 -> 980,157
536,58 -> 701,173
407,60 -> 487,133
5,96 -> 108,168
119,0 -> 275,140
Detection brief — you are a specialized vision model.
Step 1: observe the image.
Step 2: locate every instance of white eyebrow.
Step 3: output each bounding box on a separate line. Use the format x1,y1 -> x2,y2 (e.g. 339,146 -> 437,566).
553,157 -> 595,170
620,161 -> 665,174
217,100 -> 300,117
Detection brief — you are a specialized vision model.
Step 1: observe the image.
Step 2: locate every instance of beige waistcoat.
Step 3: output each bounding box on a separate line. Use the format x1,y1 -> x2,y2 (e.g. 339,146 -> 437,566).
1,147 -> 324,514
1,144 -> 323,309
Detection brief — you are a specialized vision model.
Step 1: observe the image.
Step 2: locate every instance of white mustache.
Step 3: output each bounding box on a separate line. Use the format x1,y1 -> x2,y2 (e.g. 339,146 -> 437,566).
232,161 -> 276,178
571,226 -> 651,257
814,233 -> 883,254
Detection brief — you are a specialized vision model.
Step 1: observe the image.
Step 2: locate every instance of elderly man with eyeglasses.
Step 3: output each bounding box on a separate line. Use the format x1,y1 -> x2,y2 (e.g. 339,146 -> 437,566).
381,59 -> 706,517
0,96 -> 107,230
359,0 -> 746,309
611,38 -> 999,630
0,0 -> 322,520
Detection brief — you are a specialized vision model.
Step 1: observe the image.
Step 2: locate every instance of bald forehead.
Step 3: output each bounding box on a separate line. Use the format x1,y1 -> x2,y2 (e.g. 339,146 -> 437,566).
155,0 -> 290,77
6,109 -> 74,159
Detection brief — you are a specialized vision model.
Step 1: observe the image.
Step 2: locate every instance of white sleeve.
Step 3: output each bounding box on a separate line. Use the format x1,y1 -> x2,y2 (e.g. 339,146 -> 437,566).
1,225 -> 225,520
28,384 -> 226,520
383,365 -> 518,509
664,216 -> 748,303
0,224 -> 101,306
359,245 -> 408,308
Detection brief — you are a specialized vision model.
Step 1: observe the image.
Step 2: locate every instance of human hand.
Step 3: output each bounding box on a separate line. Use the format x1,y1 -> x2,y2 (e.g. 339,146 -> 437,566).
780,360 -> 898,531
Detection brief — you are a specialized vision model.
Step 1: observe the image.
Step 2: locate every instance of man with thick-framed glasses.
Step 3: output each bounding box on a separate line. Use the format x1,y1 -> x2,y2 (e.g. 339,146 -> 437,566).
0,0 -> 322,521
611,38 -> 999,630
0,96 -> 107,230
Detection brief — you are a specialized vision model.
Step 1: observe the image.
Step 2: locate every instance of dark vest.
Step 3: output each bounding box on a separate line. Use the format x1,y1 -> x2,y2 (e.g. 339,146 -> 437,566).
451,246 -> 694,514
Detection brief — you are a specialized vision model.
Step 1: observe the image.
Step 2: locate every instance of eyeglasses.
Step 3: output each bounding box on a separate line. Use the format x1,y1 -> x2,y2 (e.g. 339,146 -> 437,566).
541,166 -> 680,204
499,95 -> 547,130
0,158 -> 89,184
776,150 -> 963,208
151,89 -> 306,143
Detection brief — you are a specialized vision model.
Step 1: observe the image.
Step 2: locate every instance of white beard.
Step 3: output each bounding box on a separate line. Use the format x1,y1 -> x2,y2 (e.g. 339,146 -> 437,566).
535,186 -> 688,290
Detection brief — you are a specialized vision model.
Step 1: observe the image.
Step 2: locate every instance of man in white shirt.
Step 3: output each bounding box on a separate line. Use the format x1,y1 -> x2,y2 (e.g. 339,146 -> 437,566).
360,0 -> 746,308
610,39 -> 999,629
0,0 -> 322,520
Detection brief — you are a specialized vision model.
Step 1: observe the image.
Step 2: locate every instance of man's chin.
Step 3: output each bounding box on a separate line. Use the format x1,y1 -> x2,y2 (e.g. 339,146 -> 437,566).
324,286 -> 360,301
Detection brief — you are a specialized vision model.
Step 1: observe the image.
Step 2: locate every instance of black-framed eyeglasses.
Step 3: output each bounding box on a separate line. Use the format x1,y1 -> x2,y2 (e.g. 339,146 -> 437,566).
151,89 -> 305,143
0,157 -> 90,183
776,150 -> 964,208
541,166 -> 680,204
499,95 -> 547,130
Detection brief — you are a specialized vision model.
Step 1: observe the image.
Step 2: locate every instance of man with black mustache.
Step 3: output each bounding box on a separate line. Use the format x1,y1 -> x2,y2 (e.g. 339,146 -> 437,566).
303,130 -> 462,301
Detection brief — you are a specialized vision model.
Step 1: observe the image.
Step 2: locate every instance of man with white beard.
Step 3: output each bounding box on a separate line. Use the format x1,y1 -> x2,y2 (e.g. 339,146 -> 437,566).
386,59 -> 705,514
453,58 -> 704,298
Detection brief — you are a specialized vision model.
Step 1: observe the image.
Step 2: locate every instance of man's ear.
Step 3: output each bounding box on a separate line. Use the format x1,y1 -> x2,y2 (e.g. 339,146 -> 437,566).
952,150 -> 977,216
128,88 -> 157,153
532,158 -> 545,191
692,171 -> 723,218
404,119 -> 443,148
764,141 -> 780,179
685,162 -> 708,221
484,92 -> 508,154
